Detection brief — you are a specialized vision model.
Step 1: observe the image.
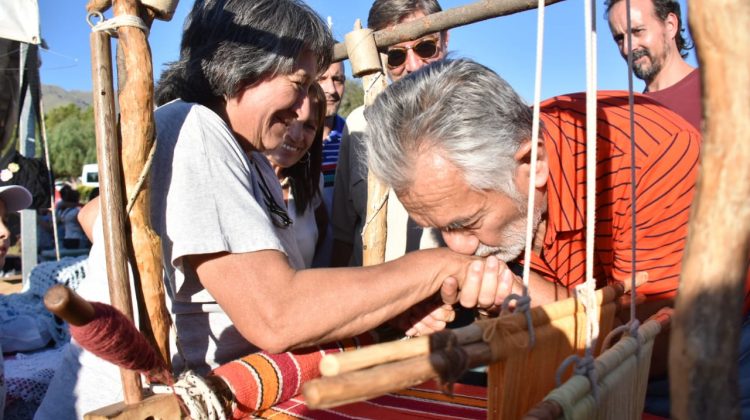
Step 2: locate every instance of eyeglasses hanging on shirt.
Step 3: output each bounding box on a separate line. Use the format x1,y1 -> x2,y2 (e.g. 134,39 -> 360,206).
252,160 -> 293,229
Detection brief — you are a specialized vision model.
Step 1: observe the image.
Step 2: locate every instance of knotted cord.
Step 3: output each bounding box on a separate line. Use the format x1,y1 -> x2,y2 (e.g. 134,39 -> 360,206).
87,11 -> 150,38
169,371 -> 227,420
557,0 -> 602,400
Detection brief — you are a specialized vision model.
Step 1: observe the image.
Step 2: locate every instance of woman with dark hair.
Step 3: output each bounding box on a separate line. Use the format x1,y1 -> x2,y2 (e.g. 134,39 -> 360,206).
146,0 -> 504,368
37,0 -> 506,416
265,84 -> 327,267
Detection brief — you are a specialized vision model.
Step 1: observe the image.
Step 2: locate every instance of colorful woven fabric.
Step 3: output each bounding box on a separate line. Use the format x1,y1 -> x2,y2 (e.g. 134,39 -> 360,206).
257,379 -> 487,419
211,333 -> 377,418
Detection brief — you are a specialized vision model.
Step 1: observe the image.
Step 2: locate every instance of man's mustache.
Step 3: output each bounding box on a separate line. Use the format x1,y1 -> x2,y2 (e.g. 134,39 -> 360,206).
631,49 -> 650,60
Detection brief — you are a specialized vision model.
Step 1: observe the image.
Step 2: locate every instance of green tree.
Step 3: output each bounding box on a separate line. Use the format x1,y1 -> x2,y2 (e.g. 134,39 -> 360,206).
338,79 -> 364,118
45,105 -> 96,178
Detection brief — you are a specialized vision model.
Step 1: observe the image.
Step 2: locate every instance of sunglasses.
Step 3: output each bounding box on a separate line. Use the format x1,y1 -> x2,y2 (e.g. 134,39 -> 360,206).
386,37 -> 440,68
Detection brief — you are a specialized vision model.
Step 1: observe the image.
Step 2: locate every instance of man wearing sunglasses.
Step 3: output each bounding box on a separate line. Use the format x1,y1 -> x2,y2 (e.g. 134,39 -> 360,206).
332,0 -> 449,271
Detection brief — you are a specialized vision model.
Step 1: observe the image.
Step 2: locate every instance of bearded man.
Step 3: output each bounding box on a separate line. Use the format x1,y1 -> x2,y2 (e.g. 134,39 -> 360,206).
607,0 -> 701,130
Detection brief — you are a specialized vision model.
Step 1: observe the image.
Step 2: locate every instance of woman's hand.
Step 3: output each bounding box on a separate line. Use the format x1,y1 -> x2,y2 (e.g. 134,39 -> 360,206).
389,295 -> 456,337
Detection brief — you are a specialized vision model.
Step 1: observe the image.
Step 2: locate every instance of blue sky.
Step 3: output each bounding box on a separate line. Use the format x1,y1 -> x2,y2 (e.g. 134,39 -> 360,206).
37,0 -> 696,103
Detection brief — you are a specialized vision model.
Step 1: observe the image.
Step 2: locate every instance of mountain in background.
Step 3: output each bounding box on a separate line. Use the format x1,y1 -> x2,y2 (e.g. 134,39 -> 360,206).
41,85 -> 92,111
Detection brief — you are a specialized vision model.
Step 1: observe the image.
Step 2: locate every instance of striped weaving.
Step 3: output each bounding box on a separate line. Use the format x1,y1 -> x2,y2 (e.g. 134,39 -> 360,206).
529,92 -> 716,302
211,333 -> 377,418
258,379 -> 487,419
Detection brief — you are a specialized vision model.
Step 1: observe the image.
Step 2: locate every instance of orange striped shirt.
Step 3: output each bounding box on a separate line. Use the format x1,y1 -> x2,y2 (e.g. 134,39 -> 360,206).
530,91 -> 701,301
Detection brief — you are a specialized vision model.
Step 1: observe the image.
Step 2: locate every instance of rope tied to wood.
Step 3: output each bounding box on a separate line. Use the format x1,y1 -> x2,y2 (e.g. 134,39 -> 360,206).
501,293 -> 536,348
555,349 -> 599,401
87,11 -> 150,37
601,317 -> 642,353
553,282 -> 601,400
428,330 -> 471,395
167,371 -> 227,420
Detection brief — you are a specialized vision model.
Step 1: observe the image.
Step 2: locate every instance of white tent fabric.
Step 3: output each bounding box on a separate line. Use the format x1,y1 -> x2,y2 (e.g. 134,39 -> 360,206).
0,0 -> 41,45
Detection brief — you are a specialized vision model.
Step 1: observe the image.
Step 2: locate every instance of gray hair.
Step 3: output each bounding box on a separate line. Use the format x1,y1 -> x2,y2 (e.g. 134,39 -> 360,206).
368,0 -> 443,30
365,58 -> 533,194
155,0 -> 333,106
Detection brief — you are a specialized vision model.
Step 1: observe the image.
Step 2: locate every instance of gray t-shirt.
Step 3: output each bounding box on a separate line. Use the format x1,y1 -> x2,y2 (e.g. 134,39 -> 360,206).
152,100 -> 304,372
36,101 -> 307,418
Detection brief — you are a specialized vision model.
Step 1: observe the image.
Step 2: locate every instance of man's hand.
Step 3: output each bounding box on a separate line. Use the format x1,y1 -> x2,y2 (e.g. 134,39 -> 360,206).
441,255 -> 518,310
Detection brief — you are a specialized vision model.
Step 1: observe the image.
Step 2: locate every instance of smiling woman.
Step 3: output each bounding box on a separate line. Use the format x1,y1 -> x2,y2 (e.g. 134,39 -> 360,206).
37,0 -> 511,417
264,83 -> 327,267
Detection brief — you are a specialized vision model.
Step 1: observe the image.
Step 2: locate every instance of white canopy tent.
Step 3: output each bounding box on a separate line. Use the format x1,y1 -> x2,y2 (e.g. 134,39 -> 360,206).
0,0 -> 41,44
0,0 -> 44,282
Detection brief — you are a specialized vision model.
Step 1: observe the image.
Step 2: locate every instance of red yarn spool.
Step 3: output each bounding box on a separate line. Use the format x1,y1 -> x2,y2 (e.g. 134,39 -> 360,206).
70,301 -> 170,383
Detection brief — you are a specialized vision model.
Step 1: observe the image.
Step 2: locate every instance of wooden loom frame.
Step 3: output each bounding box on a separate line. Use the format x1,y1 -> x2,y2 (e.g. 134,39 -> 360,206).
73,0 -> 749,418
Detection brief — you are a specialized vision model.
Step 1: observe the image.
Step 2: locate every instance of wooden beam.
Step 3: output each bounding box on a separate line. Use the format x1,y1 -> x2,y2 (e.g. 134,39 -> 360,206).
669,0 -> 750,418
333,0 -> 565,61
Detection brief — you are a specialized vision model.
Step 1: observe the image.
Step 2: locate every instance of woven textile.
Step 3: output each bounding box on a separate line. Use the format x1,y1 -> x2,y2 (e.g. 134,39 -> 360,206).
258,379 -> 487,419
211,333 -> 377,418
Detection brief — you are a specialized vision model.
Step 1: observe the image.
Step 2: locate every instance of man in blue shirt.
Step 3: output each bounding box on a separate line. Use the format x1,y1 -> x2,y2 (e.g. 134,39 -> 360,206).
312,61 -> 346,266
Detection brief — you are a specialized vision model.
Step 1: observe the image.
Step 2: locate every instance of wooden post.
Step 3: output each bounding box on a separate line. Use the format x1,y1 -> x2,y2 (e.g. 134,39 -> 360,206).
90,29 -> 143,404
112,0 -> 172,369
357,20 -> 390,267
669,0 -> 750,418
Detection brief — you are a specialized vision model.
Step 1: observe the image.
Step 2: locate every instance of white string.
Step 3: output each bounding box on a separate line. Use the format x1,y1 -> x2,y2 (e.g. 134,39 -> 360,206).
584,0 -> 598,298
565,0 -> 601,401
87,12 -> 150,37
521,0 -> 546,292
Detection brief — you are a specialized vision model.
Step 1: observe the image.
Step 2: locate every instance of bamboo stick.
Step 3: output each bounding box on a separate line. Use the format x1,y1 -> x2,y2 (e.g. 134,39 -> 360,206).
90,29 -> 143,404
670,0 -> 750,418
112,0 -> 172,370
320,324 -> 484,376
332,0 -> 564,62
305,342 -> 492,409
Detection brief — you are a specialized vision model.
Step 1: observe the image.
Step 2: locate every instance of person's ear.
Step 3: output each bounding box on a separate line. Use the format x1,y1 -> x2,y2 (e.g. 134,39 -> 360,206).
441,30 -> 450,50
513,138 -> 549,191
664,12 -> 679,41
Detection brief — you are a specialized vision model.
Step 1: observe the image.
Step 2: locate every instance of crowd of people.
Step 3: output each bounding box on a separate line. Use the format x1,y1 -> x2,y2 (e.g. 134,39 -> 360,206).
2,0 -> 745,418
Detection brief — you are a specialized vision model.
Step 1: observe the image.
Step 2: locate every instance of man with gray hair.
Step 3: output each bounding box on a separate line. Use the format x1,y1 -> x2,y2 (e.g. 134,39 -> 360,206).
331,0 -> 449,270
365,58 -> 704,317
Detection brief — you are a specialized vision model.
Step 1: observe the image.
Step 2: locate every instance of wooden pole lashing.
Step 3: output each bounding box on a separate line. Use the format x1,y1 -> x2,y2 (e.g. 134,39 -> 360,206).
669,0 -> 750,418
112,0 -> 172,370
